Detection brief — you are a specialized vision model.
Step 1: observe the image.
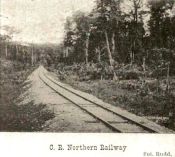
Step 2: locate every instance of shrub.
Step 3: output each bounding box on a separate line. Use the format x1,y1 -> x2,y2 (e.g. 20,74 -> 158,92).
0,102 -> 55,131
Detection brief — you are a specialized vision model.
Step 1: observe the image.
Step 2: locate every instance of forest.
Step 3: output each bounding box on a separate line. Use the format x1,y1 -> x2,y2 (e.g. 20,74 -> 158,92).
0,0 -> 175,130
1,0 -> 175,74
53,0 -> 175,130
62,0 -> 175,74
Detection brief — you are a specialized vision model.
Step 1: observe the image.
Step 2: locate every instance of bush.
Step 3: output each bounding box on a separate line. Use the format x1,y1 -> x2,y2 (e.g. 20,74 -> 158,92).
148,48 -> 175,76
0,102 -> 55,131
116,64 -> 143,80
0,59 -> 55,131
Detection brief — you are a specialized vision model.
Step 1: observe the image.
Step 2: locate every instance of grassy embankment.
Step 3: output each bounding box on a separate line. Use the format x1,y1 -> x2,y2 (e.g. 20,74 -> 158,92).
0,59 -> 54,131
48,63 -> 175,131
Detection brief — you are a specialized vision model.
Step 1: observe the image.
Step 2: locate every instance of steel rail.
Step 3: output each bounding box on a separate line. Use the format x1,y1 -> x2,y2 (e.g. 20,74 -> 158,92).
39,70 -> 159,133
43,72 -> 158,133
39,71 -> 123,132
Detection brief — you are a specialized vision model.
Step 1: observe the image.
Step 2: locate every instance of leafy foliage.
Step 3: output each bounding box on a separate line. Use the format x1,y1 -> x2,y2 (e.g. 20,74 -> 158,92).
0,59 -> 55,131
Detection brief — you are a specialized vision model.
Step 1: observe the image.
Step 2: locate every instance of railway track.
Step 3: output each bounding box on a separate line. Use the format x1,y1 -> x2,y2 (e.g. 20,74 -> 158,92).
38,66 -> 174,133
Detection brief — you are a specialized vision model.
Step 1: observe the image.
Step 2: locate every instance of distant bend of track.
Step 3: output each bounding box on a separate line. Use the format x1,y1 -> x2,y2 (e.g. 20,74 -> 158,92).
38,67 -> 170,133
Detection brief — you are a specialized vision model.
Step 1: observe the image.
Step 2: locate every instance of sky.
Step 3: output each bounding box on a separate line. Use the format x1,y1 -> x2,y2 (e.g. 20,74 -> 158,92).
0,0 -> 95,44
0,0 -> 174,44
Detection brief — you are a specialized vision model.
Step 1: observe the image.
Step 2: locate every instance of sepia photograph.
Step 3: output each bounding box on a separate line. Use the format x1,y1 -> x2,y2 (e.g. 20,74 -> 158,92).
0,0 -> 175,134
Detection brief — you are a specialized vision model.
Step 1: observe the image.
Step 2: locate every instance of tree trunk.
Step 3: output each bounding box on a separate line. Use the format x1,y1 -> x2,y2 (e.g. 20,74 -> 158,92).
31,46 -> 34,66
16,44 -> 18,60
111,32 -> 115,55
105,30 -> 118,80
142,57 -> 146,74
85,33 -> 90,64
5,44 -> 8,58
166,62 -> 170,93
65,47 -> 69,58
96,47 -> 101,63
130,51 -> 133,66
130,40 -> 136,66
105,30 -> 113,66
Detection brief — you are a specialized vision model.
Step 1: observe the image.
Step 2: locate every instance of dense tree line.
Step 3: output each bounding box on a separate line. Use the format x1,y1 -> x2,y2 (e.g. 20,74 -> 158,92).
60,0 -> 175,127
63,0 -> 175,75
1,0 -> 175,75
0,0 -> 175,129
0,34 -> 63,67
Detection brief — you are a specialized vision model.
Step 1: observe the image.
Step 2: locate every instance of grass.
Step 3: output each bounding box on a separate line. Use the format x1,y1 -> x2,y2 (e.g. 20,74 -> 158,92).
0,58 -> 55,131
0,102 -> 54,131
49,63 -> 175,131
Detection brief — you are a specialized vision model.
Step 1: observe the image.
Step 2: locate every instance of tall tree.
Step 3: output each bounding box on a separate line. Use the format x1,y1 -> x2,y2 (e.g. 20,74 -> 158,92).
64,12 -> 93,63
148,0 -> 174,48
95,0 -> 122,65
127,0 -> 146,64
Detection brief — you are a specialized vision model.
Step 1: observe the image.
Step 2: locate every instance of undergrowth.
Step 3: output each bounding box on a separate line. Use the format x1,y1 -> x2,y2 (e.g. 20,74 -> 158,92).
0,59 -> 55,131
49,63 -> 175,131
